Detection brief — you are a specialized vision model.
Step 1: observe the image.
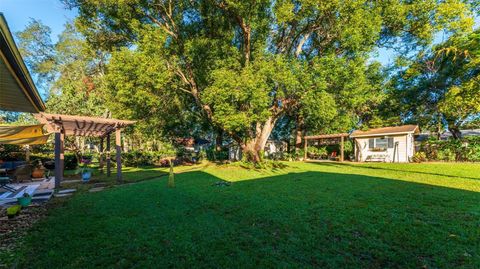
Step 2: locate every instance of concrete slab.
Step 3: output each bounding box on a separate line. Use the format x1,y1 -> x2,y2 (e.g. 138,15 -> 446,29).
89,187 -> 105,192
57,189 -> 76,194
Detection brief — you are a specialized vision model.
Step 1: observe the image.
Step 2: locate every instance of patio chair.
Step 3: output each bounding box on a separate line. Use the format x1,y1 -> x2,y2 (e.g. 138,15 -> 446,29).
329,151 -> 339,161
44,161 -> 55,178
0,176 -> 16,192
13,164 -> 33,183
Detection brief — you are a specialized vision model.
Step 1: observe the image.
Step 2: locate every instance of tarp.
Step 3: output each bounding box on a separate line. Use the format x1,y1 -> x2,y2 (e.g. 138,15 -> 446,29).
0,124 -> 50,145
0,134 -> 50,145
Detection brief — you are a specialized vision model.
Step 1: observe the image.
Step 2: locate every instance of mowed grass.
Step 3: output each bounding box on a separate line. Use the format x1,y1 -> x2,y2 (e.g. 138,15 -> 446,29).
14,162 -> 480,268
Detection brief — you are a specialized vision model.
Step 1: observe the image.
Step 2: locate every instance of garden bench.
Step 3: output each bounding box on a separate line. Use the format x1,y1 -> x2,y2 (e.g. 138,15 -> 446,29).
366,154 -> 389,162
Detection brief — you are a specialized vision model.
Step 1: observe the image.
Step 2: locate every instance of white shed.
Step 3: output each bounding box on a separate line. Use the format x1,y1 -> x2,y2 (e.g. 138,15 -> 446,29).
350,125 -> 420,163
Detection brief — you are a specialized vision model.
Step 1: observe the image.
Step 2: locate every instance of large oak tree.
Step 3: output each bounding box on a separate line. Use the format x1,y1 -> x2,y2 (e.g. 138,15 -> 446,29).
65,0 -> 476,161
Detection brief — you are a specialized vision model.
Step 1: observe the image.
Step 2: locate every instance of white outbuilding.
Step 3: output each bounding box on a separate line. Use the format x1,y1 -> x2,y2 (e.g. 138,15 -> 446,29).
350,125 -> 420,163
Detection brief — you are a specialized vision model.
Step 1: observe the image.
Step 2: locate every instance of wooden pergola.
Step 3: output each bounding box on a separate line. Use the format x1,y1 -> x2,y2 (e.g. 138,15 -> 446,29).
34,113 -> 135,188
304,133 -> 349,162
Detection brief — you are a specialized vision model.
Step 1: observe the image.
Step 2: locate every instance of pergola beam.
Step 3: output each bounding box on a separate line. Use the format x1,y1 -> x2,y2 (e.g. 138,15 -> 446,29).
304,133 -> 349,139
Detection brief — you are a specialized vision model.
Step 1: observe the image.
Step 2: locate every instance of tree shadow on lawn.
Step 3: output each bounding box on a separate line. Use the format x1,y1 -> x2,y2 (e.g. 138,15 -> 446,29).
18,170 -> 480,268
307,161 -> 480,181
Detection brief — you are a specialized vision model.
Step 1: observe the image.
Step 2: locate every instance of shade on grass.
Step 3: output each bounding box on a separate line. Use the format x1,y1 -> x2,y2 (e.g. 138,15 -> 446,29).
14,162 -> 480,268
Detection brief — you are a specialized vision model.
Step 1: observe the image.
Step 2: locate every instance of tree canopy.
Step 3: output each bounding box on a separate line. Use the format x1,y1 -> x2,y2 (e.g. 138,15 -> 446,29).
390,29 -> 480,138
11,0 -> 479,162
58,0 -> 477,161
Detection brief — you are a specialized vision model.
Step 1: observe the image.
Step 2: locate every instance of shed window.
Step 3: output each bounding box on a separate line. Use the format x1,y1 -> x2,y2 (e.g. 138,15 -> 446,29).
368,137 -> 394,150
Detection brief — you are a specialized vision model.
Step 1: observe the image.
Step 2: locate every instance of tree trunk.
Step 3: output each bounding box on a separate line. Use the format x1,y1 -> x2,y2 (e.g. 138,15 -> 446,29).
448,126 -> 462,139
215,129 -> 223,151
294,115 -> 304,151
240,117 -> 277,163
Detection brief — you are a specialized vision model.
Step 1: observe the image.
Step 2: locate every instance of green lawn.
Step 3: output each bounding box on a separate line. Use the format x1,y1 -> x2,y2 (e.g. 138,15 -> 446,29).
12,162 -> 480,268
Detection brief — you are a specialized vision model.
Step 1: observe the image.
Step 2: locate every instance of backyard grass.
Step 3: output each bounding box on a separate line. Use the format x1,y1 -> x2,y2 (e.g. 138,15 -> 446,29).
11,162 -> 480,268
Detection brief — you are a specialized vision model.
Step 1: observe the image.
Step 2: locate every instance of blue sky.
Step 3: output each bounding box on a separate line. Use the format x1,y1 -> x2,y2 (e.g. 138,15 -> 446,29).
0,0 -> 77,43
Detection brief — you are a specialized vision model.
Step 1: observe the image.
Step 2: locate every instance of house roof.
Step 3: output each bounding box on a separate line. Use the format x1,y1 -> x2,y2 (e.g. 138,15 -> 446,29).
350,125 -> 420,138
0,13 -> 45,113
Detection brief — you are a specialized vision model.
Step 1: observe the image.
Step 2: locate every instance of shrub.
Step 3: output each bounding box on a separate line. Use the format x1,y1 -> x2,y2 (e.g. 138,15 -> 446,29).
412,152 -> 427,163
30,153 -> 54,164
420,136 -> 480,162
295,149 -> 305,160
121,150 -> 176,167
206,148 -> 229,161
466,144 -> 480,162
437,148 -> 456,161
307,146 -> 328,159
64,153 -> 79,170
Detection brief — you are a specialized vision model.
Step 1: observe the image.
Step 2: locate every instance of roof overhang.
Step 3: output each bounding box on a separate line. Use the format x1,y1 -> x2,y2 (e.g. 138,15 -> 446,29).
350,131 -> 417,138
350,125 -> 420,138
0,13 -> 45,113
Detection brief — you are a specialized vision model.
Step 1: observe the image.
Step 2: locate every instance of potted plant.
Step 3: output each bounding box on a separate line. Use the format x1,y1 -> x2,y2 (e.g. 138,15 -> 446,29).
31,159 -> 45,178
81,157 -> 92,182
17,192 -> 32,207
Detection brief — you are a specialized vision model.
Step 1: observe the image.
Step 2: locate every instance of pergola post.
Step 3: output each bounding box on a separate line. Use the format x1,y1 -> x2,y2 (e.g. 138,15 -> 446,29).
25,145 -> 30,162
340,136 -> 344,162
60,131 -> 65,178
106,133 -> 111,177
54,132 -> 62,189
99,138 -> 104,173
304,137 -> 308,160
115,128 -> 122,183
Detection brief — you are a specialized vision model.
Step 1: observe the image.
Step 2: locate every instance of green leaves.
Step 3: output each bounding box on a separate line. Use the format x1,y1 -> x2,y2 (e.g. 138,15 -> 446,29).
38,0 -> 479,146
202,59 -> 273,133
391,29 -> 480,133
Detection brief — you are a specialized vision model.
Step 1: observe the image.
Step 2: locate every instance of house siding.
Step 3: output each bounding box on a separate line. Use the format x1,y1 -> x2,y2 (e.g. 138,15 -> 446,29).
354,134 -> 414,162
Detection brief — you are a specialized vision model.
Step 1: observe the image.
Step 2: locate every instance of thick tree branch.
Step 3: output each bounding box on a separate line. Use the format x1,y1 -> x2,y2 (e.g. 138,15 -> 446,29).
217,1 -> 251,65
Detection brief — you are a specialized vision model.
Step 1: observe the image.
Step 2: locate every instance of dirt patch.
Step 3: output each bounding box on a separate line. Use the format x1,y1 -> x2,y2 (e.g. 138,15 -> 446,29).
0,204 -> 48,267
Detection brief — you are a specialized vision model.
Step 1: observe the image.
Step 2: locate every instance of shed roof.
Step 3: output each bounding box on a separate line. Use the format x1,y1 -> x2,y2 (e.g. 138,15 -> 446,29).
350,125 -> 419,138
34,113 -> 135,137
0,13 -> 45,113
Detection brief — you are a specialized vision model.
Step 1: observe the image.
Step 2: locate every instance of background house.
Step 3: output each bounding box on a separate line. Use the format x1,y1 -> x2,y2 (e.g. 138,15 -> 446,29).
416,129 -> 480,142
350,125 -> 420,163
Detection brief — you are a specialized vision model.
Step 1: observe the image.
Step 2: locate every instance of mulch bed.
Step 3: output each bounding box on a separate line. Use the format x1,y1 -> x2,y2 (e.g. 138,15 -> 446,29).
0,204 -> 48,267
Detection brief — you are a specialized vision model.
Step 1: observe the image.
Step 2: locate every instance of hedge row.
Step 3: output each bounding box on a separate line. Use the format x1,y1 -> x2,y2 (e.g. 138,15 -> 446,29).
121,150 -> 176,167
420,137 -> 480,162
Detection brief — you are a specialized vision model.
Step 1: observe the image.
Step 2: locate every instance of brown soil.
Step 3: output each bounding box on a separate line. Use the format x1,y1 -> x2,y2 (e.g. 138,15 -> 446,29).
0,204 -> 48,267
